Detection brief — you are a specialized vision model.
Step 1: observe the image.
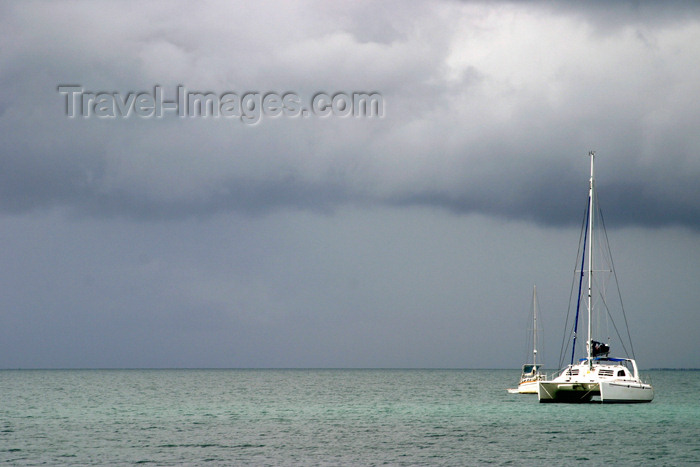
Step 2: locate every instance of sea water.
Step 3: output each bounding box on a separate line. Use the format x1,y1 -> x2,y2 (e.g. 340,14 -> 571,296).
1,369 -> 698,465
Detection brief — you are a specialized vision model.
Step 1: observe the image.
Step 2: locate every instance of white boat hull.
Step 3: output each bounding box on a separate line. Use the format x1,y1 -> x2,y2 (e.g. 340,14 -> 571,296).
516,380 -> 540,394
507,380 -> 540,394
599,381 -> 654,403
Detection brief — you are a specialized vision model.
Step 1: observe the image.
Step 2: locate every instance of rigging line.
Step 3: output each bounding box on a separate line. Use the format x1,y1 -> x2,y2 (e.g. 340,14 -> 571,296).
593,252 -> 628,356
599,288 -> 631,357
599,269 -> 614,343
559,203 -> 589,370
598,202 -> 637,360
589,185 -> 632,358
571,197 -> 590,366
537,291 -> 545,369
590,250 -> 610,341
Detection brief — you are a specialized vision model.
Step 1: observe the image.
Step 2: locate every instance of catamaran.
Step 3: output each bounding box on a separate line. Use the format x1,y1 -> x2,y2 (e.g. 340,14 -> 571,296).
538,151 -> 653,403
508,285 -> 545,394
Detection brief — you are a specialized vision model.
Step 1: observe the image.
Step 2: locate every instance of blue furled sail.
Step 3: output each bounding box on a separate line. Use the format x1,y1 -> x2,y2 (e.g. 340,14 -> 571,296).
571,199 -> 590,366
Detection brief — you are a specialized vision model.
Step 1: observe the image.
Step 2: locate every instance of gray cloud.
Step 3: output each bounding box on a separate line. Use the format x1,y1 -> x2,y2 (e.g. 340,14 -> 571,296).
2,1 -> 700,228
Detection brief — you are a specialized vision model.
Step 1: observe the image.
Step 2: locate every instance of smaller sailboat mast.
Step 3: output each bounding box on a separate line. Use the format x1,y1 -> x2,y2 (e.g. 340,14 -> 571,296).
532,285 -> 539,368
507,285 -> 545,394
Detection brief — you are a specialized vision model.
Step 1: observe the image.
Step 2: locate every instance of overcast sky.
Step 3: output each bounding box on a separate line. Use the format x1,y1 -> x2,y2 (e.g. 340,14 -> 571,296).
1,0 -> 699,369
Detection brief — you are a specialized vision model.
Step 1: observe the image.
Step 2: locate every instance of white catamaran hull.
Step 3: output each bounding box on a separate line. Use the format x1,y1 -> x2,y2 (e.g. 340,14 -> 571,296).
598,381 -> 654,403
538,380 -> 653,403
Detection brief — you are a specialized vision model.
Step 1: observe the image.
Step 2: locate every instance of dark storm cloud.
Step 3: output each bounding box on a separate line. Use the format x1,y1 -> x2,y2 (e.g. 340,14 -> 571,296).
2,1 -> 700,371
2,1 -> 700,228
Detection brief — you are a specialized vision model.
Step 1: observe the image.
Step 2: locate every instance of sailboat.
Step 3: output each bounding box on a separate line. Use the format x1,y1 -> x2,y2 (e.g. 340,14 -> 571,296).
538,151 -> 653,403
508,285 -> 545,394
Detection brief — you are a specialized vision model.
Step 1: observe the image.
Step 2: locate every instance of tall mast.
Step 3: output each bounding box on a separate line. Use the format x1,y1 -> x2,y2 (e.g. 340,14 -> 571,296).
587,151 -> 595,364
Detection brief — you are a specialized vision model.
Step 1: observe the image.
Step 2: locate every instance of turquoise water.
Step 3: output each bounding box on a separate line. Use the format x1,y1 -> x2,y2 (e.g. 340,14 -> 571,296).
1,369 -> 698,465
